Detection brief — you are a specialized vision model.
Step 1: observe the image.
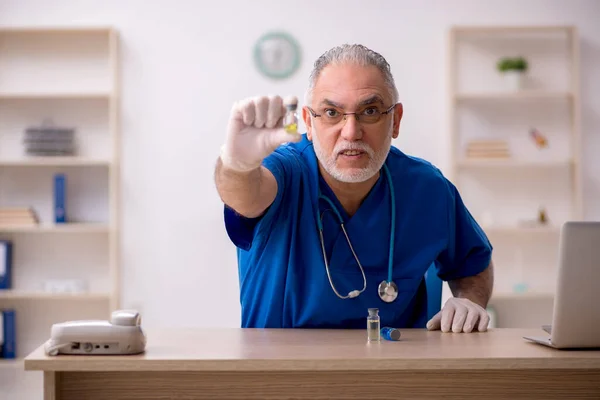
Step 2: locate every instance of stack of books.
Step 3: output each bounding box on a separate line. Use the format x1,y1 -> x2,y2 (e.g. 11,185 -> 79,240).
0,207 -> 39,228
465,140 -> 510,159
23,121 -> 76,156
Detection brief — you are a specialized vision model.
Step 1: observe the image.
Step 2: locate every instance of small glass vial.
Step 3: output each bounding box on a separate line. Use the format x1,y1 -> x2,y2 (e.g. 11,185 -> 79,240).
367,308 -> 381,341
283,95 -> 298,134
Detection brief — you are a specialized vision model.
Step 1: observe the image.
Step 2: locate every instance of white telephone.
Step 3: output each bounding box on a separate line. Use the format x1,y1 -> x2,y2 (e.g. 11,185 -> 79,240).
44,309 -> 146,356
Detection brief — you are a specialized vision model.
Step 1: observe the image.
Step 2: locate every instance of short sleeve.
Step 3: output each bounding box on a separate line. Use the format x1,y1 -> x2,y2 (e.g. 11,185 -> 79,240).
435,179 -> 493,281
223,150 -> 289,251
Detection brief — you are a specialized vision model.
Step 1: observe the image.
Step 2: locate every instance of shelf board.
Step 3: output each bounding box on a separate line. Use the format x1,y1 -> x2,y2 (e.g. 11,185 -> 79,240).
455,91 -> 573,101
491,292 -> 554,301
457,159 -> 572,168
0,92 -> 111,100
0,26 -> 114,34
0,359 -> 22,369
0,157 -> 111,167
452,25 -> 574,34
0,223 -> 110,233
481,225 -> 560,234
0,290 -> 110,300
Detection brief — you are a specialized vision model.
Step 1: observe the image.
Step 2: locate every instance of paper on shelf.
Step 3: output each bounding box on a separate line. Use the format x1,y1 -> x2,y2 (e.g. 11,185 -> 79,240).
0,243 -> 6,277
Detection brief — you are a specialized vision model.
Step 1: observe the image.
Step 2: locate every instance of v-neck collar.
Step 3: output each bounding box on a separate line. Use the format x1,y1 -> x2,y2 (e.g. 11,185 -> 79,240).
300,140 -> 390,229
317,166 -> 385,225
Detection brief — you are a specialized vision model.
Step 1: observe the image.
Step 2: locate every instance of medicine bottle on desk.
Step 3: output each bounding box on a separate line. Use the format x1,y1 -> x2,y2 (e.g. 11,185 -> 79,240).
367,308 -> 380,341
381,327 -> 401,341
283,96 -> 299,135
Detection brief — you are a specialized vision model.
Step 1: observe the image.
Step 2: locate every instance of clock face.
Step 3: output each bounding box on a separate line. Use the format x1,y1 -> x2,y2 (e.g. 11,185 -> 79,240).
253,32 -> 301,79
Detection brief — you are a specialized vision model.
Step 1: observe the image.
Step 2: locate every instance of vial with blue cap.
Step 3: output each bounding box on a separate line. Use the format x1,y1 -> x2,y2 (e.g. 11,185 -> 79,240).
381,327 -> 401,341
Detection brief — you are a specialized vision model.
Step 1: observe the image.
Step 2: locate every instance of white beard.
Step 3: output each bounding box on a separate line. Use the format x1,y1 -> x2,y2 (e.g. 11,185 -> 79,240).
311,126 -> 393,183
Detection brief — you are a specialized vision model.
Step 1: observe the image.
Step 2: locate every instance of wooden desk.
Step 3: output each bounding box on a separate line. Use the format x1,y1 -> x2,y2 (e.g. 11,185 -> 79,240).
24,328 -> 600,399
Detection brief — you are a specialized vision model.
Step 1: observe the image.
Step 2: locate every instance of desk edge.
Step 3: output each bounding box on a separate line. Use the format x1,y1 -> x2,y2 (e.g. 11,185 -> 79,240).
23,357 -> 600,372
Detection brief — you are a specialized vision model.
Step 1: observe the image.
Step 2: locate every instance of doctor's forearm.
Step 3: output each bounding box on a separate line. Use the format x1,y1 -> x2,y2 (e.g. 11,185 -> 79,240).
448,261 -> 494,308
214,158 -> 277,218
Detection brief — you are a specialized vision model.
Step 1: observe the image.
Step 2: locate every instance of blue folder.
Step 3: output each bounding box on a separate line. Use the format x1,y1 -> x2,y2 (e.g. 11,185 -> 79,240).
54,173 -> 66,223
0,240 -> 12,290
1,309 -> 16,359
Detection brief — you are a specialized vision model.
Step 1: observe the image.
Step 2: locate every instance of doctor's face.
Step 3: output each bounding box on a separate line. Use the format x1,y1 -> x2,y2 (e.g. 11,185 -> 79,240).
303,63 -> 402,183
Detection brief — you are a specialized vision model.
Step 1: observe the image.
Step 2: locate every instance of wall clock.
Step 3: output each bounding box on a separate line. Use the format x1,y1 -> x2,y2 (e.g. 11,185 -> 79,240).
253,31 -> 301,80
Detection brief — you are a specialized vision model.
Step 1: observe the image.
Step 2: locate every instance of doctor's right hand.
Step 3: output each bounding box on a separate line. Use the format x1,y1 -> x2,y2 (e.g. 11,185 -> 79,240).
220,95 -> 301,173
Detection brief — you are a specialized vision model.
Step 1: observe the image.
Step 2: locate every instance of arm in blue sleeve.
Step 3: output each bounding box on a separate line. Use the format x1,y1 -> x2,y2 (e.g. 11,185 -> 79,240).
223,151 -> 288,251
435,178 -> 494,307
436,178 -> 493,282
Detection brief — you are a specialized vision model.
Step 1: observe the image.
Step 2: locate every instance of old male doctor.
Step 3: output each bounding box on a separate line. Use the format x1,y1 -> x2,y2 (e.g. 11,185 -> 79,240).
215,44 -> 494,333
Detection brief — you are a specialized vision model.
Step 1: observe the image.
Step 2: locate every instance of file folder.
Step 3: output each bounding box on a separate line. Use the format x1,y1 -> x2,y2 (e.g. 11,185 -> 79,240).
0,240 -> 12,290
1,309 -> 15,359
54,173 -> 67,223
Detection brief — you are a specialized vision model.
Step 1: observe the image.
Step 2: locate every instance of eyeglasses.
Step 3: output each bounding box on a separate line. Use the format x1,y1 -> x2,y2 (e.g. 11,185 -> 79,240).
306,104 -> 396,126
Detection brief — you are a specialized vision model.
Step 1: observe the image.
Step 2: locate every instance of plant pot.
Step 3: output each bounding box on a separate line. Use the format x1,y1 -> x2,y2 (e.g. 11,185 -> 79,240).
502,70 -> 524,91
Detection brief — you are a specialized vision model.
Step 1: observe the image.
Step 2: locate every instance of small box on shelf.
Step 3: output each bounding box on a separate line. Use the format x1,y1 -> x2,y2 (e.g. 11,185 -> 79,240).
517,207 -> 551,228
43,279 -> 88,294
23,120 -> 77,157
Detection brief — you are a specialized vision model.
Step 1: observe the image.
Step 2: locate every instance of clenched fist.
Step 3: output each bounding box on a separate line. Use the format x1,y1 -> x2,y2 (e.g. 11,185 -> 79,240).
220,95 -> 301,172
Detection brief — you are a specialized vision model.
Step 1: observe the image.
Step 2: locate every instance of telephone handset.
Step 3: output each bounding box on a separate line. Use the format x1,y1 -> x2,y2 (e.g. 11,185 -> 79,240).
44,309 -> 146,356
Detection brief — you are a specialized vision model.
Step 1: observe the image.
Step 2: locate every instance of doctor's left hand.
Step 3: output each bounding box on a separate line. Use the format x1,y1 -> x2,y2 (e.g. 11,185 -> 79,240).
426,297 -> 490,333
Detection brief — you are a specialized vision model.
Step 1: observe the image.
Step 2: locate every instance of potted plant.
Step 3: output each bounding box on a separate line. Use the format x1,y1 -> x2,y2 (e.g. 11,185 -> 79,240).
497,56 -> 528,90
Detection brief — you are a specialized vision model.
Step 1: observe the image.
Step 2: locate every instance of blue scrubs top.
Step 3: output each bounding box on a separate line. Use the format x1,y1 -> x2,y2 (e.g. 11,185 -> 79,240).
224,134 -> 492,329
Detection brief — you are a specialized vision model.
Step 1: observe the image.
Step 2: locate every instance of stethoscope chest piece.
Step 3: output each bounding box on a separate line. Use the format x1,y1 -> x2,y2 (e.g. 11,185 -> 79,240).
378,280 -> 398,303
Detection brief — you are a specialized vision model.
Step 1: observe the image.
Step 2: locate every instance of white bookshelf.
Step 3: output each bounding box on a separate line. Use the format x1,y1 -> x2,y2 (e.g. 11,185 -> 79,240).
0,26 -> 120,399
447,25 -> 581,328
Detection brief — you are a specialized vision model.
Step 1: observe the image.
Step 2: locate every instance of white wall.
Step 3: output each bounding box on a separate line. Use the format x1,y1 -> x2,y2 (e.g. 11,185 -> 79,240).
0,0 -> 598,329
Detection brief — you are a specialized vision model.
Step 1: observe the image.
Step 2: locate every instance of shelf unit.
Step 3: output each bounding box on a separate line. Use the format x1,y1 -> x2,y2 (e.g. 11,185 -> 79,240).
0,26 -> 120,399
447,25 -> 580,328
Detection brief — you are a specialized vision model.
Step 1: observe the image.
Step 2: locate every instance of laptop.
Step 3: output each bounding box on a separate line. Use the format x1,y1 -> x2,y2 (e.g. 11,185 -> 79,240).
523,221 -> 600,349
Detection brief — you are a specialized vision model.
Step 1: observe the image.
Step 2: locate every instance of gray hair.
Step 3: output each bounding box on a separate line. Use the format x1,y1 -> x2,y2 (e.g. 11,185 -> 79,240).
304,44 -> 399,105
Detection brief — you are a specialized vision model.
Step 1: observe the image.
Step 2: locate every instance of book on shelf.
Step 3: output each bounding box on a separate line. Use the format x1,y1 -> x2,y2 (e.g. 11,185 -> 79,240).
465,139 -> 511,159
0,207 -> 39,228
0,240 -> 11,290
0,309 -> 16,359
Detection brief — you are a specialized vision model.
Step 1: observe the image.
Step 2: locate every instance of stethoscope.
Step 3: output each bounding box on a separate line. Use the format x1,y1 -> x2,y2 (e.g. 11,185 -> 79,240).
316,164 -> 398,303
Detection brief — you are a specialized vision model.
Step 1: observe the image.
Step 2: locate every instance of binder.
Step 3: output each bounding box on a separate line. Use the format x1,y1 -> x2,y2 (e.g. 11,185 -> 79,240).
1,309 -> 15,359
54,173 -> 67,223
0,310 -> 3,357
0,240 -> 12,290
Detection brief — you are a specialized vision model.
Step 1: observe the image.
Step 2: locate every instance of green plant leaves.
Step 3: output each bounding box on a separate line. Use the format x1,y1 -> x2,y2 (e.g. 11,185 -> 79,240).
497,56 -> 528,72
